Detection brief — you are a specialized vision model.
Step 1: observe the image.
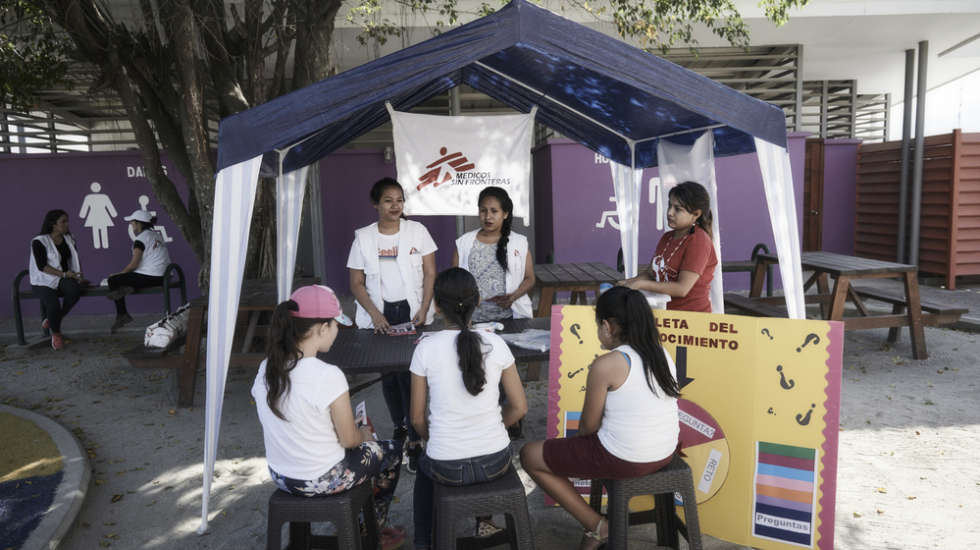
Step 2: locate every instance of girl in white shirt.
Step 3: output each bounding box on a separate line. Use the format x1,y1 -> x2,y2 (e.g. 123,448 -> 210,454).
520,286 -> 681,550
409,268 -> 528,550
252,285 -> 406,550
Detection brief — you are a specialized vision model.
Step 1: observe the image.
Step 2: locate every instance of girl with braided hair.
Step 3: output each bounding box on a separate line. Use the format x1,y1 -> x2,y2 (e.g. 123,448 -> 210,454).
452,186 -> 535,321
616,180 -> 718,313
409,268 -> 528,550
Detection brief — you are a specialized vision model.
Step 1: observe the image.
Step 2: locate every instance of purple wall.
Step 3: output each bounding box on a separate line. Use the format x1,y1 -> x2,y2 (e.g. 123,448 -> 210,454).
821,140 -> 860,256
1,151 -> 201,317
532,133 -> 810,291
1,134 -> 833,320
318,150 -> 457,292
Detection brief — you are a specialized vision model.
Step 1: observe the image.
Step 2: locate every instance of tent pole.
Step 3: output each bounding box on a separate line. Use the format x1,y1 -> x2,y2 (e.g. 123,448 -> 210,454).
451,86 -> 465,238
909,41 -> 928,266
474,61 -> 630,142
897,48 -> 915,264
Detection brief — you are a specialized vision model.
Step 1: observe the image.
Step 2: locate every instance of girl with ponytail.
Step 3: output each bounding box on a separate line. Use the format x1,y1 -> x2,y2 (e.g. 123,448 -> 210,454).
409,268 -> 528,549
521,286 -> 680,550
252,285 -> 406,550
616,180 -> 718,313
452,186 -> 535,321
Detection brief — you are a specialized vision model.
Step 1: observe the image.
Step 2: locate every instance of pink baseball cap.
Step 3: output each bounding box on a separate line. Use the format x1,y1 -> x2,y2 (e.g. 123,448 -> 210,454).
289,285 -> 352,326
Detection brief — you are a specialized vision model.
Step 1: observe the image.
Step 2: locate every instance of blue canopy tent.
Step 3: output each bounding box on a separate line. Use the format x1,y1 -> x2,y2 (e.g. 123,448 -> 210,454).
200,0 -> 804,532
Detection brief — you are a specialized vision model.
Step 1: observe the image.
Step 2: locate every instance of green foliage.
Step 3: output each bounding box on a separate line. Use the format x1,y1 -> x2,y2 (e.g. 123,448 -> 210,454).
346,0 -> 809,55
0,0 -> 74,113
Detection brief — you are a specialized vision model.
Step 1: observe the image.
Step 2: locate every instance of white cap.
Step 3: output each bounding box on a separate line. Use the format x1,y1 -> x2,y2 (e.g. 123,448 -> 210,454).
124,210 -> 153,223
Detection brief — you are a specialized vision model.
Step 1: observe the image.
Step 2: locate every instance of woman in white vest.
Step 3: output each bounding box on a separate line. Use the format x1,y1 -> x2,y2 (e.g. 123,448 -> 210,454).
348,177 -> 437,473
29,209 -> 85,350
105,210 -> 172,333
452,186 -> 535,321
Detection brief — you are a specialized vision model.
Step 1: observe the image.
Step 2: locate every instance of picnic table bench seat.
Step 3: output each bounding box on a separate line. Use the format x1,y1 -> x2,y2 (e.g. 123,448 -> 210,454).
851,286 -> 968,341
723,293 -> 789,318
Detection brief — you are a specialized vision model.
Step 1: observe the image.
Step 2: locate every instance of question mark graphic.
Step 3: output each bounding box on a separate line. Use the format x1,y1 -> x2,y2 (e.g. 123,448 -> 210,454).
761,328 -> 773,340
796,333 -> 820,352
796,403 -> 816,425
568,368 -> 585,378
570,323 -> 583,344
776,365 -> 795,389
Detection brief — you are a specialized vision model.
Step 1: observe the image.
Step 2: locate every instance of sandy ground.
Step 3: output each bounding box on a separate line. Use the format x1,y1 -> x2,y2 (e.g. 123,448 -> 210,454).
1,323 -> 979,550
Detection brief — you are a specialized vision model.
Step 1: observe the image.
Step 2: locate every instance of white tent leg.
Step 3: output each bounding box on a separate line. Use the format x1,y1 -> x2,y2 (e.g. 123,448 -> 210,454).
755,138 -> 805,319
611,160 -> 643,279
276,164 -> 311,301
199,156 -> 263,535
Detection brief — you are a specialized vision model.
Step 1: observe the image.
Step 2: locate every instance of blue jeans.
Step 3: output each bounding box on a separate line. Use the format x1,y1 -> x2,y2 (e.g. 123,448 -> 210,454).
413,447 -> 512,549
379,300 -> 420,442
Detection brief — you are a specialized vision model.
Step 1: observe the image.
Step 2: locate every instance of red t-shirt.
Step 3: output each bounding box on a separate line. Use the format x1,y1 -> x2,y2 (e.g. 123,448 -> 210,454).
651,227 -> 717,313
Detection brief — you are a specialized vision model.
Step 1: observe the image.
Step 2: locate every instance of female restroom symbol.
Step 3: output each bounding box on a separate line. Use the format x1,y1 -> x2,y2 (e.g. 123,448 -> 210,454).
796,403 -> 816,425
776,366 -> 795,389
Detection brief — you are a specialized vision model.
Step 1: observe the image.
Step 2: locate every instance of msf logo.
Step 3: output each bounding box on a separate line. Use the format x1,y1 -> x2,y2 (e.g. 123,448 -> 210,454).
417,146 -> 475,190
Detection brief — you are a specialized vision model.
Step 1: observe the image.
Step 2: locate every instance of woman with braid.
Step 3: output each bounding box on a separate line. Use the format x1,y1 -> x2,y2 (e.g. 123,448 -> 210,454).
409,268 -> 528,549
452,187 -> 535,321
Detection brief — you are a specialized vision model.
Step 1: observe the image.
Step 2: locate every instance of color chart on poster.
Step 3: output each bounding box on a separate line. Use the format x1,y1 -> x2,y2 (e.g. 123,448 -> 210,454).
546,305 -> 843,550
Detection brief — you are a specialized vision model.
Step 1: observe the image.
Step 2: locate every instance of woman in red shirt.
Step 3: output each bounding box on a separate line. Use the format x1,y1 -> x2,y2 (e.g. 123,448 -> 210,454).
616,181 -> 717,313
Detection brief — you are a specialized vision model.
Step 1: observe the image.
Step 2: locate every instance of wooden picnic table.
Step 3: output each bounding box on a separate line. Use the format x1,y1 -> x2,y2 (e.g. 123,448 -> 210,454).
533,262 -> 624,317
322,317 -> 552,392
746,251 -> 933,358
128,278 -> 553,407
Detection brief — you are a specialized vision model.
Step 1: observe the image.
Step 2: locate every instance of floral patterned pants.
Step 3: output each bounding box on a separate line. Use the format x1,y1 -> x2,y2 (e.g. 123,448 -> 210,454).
269,439 -> 402,527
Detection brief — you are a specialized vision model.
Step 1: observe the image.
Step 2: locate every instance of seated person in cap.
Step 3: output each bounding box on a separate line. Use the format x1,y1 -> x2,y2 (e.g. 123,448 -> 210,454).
106,210 -> 172,333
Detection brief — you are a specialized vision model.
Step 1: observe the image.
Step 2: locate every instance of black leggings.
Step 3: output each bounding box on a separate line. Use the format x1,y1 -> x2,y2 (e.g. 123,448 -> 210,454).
31,279 -> 82,334
107,272 -> 164,315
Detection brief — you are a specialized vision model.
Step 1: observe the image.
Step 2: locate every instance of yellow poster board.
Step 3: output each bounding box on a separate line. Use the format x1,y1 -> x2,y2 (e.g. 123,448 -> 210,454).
547,305 -> 843,550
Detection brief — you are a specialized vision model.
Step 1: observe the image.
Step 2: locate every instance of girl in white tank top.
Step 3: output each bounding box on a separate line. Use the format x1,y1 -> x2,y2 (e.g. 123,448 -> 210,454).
520,286 -> 681,550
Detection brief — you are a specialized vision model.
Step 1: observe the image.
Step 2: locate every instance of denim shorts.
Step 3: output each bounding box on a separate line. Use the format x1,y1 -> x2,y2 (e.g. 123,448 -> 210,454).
420,446 -> 512,486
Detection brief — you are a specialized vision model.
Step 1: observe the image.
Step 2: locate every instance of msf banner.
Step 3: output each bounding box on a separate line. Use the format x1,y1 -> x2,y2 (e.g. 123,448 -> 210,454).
387,103 -> 534,219
547,305 -> 843,550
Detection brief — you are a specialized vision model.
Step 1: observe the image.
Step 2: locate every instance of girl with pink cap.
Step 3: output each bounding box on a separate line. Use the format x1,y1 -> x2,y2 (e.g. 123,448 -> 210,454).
252,284 -> 407,549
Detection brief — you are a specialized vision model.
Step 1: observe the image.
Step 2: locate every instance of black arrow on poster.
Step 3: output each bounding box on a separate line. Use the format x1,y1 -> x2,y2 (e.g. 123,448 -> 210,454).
675,346 -> 694,390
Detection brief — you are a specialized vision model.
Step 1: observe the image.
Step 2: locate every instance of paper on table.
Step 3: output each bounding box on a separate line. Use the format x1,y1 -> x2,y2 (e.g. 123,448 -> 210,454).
389,322 -> 416,336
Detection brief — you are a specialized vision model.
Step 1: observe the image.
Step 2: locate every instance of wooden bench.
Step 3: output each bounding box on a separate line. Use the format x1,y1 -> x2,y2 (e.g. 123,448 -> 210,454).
851,286 -> 968,342
12,263 -> 188,346
723,293 -> 789,318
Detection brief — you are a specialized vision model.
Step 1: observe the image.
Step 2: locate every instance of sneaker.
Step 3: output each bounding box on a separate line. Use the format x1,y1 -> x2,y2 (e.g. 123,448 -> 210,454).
380,524 -> 407,550
475,517 -> 503,538
42,318 -> 50,330
106,286 -> 135,301
51,333 -> 64,350
392,425 -> 408,446
406,443 -> 422,474
110,313 -> 134,333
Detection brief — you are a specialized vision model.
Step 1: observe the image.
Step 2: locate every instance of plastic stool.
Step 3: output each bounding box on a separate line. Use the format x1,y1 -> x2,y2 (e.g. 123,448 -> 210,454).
266,482 -> 379,550
588,454 -> 702,550
432,467 -> 534,550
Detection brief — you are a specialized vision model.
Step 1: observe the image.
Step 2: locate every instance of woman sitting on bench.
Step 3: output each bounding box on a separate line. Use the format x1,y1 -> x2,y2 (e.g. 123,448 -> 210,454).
29,209 -> 86,350
105,210 -> 172,333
